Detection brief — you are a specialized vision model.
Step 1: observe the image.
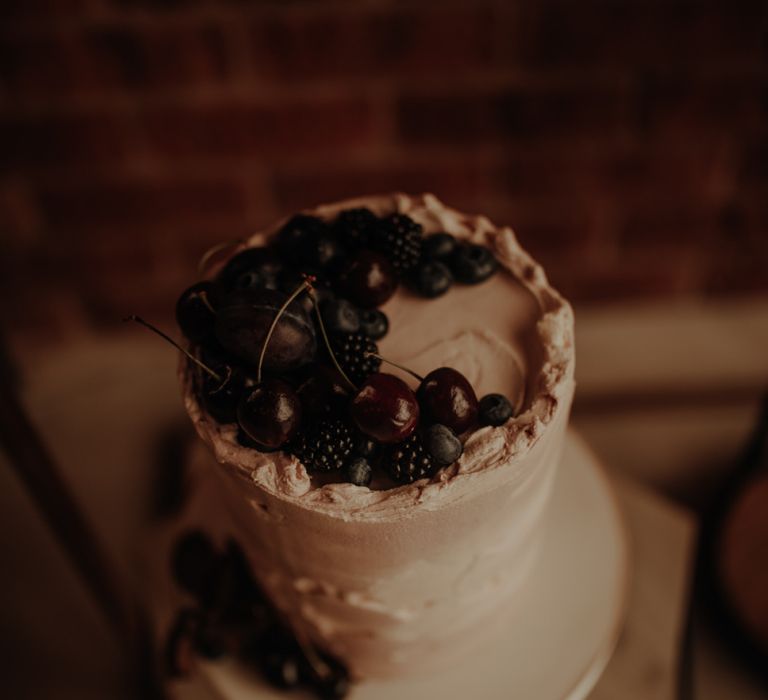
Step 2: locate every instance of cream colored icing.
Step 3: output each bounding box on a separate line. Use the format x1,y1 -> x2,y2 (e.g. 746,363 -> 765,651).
180,193 -> 575,678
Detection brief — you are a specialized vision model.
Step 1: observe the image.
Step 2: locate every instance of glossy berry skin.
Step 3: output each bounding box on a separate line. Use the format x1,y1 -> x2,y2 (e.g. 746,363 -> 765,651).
216,247 -> 282,293
417,367 -> 479,434
351,373 -> 419,444
261,649 -> 301,690
353,432 -> 379,459
479,393 -> 514,426
345,457 -> 372,487
422,232 -> 457,261
336,250 -> 398,308
237,378 -> 302,449
414,261 -> 453,298
359,309 -> 388,340
275,215 -> 339,270
296,364 -> 350,417
320,298 -> 360,335
215,289 -> 316,371
176,281 -> 218,342
200,365 -> 251,424
423,424 -> 463,466
450,243 -> 498,284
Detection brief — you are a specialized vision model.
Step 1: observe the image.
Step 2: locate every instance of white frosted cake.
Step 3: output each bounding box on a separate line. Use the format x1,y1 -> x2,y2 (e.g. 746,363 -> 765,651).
177,193 -> 575,682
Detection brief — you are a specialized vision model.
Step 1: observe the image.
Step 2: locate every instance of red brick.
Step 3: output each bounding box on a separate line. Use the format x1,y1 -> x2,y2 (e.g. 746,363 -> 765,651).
397,87 -> 630,145
144,98 -> 376,158
250,5 -> 500,82
39,178 -> 248,231
0,23 -> 231,97
272,161 -> 498,214
0,114 -> 134,168
526,1 -> 766,71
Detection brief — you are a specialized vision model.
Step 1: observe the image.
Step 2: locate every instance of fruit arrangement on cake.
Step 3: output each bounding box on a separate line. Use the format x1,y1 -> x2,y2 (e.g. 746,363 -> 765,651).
145,194 -> 575,698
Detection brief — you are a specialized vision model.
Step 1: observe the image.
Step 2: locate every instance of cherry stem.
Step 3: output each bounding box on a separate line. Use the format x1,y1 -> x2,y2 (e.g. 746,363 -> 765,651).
125,315 -> 223,383
309,289 -> 358,392
256,278 -> 314,384
365,352 -> 424,382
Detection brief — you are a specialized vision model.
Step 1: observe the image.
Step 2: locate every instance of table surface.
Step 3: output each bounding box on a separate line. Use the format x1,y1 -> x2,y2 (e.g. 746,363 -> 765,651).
2,295 -> 768,699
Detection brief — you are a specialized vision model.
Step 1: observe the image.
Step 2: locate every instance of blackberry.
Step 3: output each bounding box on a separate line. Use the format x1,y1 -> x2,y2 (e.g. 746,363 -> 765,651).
371,213 -> 423,275
330,333 -> 381,384
386,432 -> 439,484
288,419 -> 355,473
334,207 -> 379,250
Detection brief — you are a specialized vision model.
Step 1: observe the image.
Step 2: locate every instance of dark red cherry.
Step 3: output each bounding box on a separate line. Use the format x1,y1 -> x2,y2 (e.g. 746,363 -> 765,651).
176,281 -> 219,342
215,289 -> 316,371
417,367 -> 479,434
200,365 -> 252,424
336,251 -> 398,309
237,378 -> 301,449
216,247 -> 283,293
296,364 -> 350,417
351,373 -> 419,443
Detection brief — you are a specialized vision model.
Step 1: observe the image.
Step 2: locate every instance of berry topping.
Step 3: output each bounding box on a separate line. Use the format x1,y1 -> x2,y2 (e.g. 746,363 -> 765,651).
345,457 -> 373,487
334,207 -> 379,250
330,332 -> 381,384
422,232 -> 458,261
417,367 -> 479,434
370,213 -> 423,275
423,424 -> 463,466
359,309 -> 389,340
351,373 -> 420,444
276,215 -> 337,269
237,378 -> 302,449
296,364 -> 350,417
352,432 -> 379,459
200,365 -> 251,424
387,432 -> 438,484
450,243 -> 498,284
479,393 -> 514,426
261,647 -> 302,690
413,260 -> 453,298
216,247 -> 282,293
319,298 -> 360,335
335,250 -> 398,308
288,418 -> 355,473
215,289 -> 317,371
176,281 -> 219,342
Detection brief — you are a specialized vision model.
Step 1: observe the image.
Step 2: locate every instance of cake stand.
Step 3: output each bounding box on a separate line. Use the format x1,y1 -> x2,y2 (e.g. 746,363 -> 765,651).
165,430 -> 629,700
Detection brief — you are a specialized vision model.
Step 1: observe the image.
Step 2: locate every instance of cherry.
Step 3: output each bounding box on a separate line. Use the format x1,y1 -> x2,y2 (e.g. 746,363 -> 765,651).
215,289 -> 316,371
417,367 -> 479,434
296,364 -> 350,417
335,250 -> 398,308
176,281 -> 219,342
216,247 -> 282,293
350,373 -> 419,443
200,365 -> 252,424
237,378 -> 302,449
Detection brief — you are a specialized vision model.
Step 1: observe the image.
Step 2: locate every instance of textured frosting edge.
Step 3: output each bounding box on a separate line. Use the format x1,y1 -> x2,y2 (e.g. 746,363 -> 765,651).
180,192 -> 575,521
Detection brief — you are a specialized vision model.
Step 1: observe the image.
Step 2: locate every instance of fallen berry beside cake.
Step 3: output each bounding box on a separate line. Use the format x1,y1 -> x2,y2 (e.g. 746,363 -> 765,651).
160,193 -> 575,695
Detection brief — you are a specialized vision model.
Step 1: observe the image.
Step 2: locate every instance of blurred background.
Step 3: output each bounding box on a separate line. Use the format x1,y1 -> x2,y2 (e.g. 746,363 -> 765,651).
0,0 -> 767,345
1,1 -> 768,699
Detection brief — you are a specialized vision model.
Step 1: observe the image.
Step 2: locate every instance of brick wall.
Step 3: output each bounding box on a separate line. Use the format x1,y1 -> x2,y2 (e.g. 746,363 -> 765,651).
1,0 -> 767,342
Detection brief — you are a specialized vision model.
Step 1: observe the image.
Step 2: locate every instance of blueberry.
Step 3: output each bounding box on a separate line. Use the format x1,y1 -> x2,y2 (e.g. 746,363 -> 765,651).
353,432 -> 379,459
261,649 -> 301,689
423,232 -> 457,261
423,424 -> 463,466
414,261 -> 453,298
359,309 -> 389,340
345,457 -> 372,487
450,243 -> 498,284
479,393 -> 514,426
320,298 -> 360,334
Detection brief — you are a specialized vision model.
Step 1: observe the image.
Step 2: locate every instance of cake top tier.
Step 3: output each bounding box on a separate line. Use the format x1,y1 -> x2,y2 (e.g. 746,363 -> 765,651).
181,192 -> 575,520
